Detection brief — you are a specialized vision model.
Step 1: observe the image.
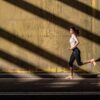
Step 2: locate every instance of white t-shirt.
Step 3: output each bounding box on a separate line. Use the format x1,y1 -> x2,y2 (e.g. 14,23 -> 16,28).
69,34 -> 78,48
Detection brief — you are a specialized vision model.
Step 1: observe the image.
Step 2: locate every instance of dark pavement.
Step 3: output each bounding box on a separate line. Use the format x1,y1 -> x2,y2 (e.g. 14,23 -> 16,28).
0,77 -> 99,95
0,72 -> 99,95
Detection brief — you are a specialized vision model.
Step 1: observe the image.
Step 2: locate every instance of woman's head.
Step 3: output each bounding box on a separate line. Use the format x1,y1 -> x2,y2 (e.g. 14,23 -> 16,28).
70,26 -> 79,36
70,27 -> 76,34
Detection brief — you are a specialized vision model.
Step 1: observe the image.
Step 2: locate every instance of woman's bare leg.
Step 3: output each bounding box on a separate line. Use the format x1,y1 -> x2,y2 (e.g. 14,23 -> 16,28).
82,58 -> 96,66
70,67 -> 74,79
65,67 -> 73,79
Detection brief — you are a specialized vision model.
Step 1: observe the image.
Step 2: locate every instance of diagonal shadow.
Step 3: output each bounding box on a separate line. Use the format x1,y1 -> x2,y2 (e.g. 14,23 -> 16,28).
4,0 -> 100,45
95,58 -> 100,62
1,0 -> 99,78
57,0 -> 100,20
0,28 -> 98,78
0,28 -> 68,67
0,50 -> 57,78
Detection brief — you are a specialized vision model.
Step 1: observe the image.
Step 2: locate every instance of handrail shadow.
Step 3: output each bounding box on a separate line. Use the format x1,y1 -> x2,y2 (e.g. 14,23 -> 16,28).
4,0 -> 100,45
57,0 -> 100,20
95,58 -> 100,62
0,28 -> 68,67
0,28 -> 98,78
0,50 -> 57,78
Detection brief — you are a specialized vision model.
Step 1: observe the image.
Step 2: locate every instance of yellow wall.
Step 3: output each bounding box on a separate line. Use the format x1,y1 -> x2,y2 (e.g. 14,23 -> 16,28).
0,0 -> 100,75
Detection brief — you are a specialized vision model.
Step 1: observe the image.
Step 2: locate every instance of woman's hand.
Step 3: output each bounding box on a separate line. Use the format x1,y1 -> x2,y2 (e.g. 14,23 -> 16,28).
67,48 -> 72,51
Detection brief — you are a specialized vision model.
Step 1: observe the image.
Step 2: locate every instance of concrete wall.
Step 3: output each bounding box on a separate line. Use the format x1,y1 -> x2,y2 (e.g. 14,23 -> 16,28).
0,0 -> 100,75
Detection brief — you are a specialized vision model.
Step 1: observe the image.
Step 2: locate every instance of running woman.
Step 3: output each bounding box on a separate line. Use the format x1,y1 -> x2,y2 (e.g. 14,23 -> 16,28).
66,26 -> 96,79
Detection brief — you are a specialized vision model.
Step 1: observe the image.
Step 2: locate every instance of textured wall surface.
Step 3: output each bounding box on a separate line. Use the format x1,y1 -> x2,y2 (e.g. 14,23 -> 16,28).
0,0 -> 100,76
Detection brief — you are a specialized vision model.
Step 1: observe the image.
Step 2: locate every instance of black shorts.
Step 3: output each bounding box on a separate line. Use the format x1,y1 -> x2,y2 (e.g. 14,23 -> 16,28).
69,47 -> 83,67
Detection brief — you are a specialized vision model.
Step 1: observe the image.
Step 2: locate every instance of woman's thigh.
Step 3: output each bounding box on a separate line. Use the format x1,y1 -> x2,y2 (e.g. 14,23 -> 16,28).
74,48 -> 82,65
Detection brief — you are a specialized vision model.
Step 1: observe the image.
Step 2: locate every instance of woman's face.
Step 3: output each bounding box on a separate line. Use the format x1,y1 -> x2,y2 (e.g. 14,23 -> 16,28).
70,28 -> 74,34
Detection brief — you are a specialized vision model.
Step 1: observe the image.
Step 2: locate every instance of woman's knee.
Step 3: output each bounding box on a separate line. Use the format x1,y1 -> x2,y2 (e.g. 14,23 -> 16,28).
77,62 -> 83,66
69,62 -> 73,67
